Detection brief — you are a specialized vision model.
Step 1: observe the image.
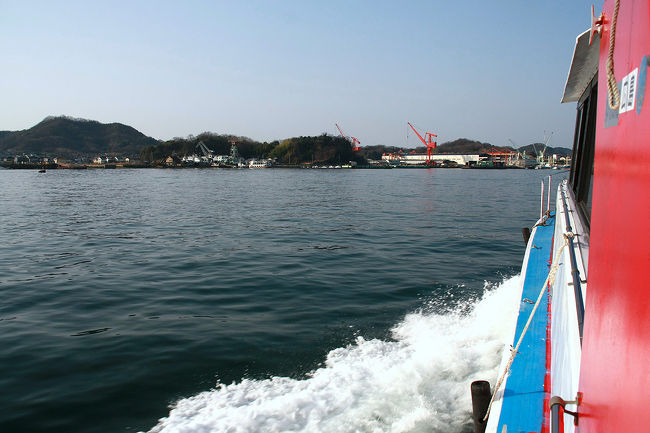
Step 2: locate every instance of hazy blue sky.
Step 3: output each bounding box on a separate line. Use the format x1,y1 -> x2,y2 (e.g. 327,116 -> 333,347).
1,1 -> 602,148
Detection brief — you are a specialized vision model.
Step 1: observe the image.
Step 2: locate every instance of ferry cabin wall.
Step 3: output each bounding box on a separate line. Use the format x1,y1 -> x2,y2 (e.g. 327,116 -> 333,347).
576,0 -> 650,432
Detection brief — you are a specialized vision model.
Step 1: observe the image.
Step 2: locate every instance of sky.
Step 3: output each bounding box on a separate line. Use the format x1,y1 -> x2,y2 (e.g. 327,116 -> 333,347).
1,0 -> 603,148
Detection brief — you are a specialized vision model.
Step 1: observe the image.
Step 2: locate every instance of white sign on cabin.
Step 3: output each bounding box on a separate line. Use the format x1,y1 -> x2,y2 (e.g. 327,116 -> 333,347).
619,68 -> 638,114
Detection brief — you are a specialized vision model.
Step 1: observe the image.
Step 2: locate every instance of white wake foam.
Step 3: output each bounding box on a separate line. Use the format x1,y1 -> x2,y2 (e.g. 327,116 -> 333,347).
148,276 -> 521,433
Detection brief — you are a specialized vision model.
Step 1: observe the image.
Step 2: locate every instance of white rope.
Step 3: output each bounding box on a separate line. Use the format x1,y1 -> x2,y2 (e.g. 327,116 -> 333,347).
606,0 -> 621,110
482,232 -> 574,422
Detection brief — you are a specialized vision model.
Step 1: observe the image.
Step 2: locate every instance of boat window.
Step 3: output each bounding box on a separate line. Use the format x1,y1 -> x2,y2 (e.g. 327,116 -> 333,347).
569,76 -> 597,227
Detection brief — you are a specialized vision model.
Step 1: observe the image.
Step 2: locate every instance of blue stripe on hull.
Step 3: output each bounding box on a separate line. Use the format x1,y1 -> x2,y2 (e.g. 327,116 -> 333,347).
498,213 -> 555,433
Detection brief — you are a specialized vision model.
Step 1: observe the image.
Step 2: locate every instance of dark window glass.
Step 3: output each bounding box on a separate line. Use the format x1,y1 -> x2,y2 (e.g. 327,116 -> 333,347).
570,78 -> 597,227
570,102 -> 587,186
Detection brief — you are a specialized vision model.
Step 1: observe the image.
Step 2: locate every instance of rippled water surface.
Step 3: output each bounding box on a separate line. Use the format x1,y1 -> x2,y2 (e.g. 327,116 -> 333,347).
0,168 -> 562,432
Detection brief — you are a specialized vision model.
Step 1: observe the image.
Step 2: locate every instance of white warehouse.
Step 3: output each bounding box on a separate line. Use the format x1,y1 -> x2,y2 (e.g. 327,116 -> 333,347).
381,153 -> 481,166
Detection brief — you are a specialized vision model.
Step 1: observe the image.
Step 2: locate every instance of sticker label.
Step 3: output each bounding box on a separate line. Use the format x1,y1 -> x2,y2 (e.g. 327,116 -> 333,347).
619,68 -> 639,113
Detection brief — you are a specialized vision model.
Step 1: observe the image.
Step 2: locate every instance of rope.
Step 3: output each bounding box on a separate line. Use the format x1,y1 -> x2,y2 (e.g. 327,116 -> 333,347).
606,0 -> 621,110
482,231 -> 574,422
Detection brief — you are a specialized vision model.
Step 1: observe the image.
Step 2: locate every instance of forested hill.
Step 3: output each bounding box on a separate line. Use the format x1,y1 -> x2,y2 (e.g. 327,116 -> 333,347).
436,138 -> 512,154
267,135 -> 358,165
1,115 -> 571,162
433,138 -> 570,156
517,143 -> 572,157
357,138 -> 568,161
139,132 -> 262,162
0,116 -> 159,158
355,139 -> 501,161
141,133 -> 360,165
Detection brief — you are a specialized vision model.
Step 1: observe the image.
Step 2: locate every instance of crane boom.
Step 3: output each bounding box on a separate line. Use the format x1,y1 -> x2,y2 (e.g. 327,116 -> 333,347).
335,123 -> 346,138
540,131 -> 553,158
196,141 -> 213,157
407,122 -> 427,145
335,123 -> 361,151
407,122 -> 437,165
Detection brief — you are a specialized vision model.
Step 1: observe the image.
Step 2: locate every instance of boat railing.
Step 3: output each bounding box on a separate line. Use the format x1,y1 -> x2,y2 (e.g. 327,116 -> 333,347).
559,182 -> 585,344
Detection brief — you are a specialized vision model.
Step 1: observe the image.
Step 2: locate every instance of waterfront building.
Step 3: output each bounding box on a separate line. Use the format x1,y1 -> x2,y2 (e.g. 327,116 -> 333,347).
382,152 -> 481,166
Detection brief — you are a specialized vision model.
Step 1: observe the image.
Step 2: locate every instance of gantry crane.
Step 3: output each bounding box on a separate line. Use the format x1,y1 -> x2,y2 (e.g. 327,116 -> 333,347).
335,123 -> 360,151
509,138 -> 525,160
195,141 -> 214,157
534,131 -> 553,165
407,122 -> 437,166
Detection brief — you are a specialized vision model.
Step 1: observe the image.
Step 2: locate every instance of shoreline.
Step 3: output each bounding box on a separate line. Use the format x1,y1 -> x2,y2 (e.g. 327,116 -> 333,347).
1,163 -> 543,171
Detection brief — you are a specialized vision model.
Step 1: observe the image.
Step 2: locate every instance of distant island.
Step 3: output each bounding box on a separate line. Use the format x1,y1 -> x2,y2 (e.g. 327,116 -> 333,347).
0,116 -> 157,160
0,116 -> 571,168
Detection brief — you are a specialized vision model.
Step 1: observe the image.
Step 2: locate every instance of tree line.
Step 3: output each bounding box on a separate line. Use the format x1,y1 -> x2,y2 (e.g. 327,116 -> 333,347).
140,133 -> 366,165
139,134 -> 569,165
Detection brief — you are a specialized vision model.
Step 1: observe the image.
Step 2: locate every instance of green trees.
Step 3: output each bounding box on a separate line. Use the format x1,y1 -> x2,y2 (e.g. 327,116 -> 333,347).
0,116 -> 158,158
268,134 -> 357,165
141,133 -> 364,165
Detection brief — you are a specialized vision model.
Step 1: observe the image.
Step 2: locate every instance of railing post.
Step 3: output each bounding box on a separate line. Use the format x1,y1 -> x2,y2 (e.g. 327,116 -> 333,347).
550,393 -> 581,432
546,174 -> 551,215
550,397 -> 565,433
541,180 -> 545,220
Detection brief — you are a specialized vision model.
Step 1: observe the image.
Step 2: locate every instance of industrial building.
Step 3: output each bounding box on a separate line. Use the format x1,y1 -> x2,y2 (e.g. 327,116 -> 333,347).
381,152 -> 481,166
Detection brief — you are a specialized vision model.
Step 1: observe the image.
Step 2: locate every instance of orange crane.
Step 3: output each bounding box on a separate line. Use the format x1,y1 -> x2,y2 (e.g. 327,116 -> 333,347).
335,123 -> 360,151
408,122 -> 437,166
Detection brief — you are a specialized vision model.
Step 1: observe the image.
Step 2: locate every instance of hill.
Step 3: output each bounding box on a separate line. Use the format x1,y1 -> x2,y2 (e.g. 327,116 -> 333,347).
361,139 -> 517,157
0,116 -> 159,158
141,133 -> 362,165
0,116 -> 573,163
140,132 -> 267,163
517,143 -> 572,157
268,135 -> 359,165
419,138 -> 570,157
435,138 -> 512,154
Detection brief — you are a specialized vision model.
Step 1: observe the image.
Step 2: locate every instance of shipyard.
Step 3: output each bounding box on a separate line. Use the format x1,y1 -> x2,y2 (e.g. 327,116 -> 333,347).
1,119 -> 570,170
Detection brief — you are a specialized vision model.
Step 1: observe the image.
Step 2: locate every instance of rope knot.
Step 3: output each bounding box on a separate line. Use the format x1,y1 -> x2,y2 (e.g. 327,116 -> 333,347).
564,231 -> 575,239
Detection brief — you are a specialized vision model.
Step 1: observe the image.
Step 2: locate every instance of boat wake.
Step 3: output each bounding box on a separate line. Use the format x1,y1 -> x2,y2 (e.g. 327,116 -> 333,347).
148,276 -> 521,433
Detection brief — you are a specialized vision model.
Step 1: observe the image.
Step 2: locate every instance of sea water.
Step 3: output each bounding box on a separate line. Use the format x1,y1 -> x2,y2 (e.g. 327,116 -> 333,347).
148,277 -> 521,433
0,168 -> 562,433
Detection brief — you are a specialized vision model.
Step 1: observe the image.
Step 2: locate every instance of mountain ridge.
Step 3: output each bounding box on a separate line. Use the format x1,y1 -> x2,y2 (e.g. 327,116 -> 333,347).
1,116 -> 571,161
0,116 -> 159,158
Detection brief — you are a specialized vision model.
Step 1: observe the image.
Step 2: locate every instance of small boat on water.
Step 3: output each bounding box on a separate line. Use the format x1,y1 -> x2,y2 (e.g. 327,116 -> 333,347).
38,168 -> 46,173
471,1 -> 650,432
248,158 -> 272,168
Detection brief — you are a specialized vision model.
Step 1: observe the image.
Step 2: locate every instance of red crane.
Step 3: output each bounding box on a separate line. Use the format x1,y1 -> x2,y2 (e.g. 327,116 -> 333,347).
408,122 -> 437,166
335,123 -> 360,151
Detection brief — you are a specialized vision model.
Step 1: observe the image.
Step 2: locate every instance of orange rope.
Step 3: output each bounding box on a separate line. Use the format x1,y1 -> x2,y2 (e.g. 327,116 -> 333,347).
606,0 -> 621,110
